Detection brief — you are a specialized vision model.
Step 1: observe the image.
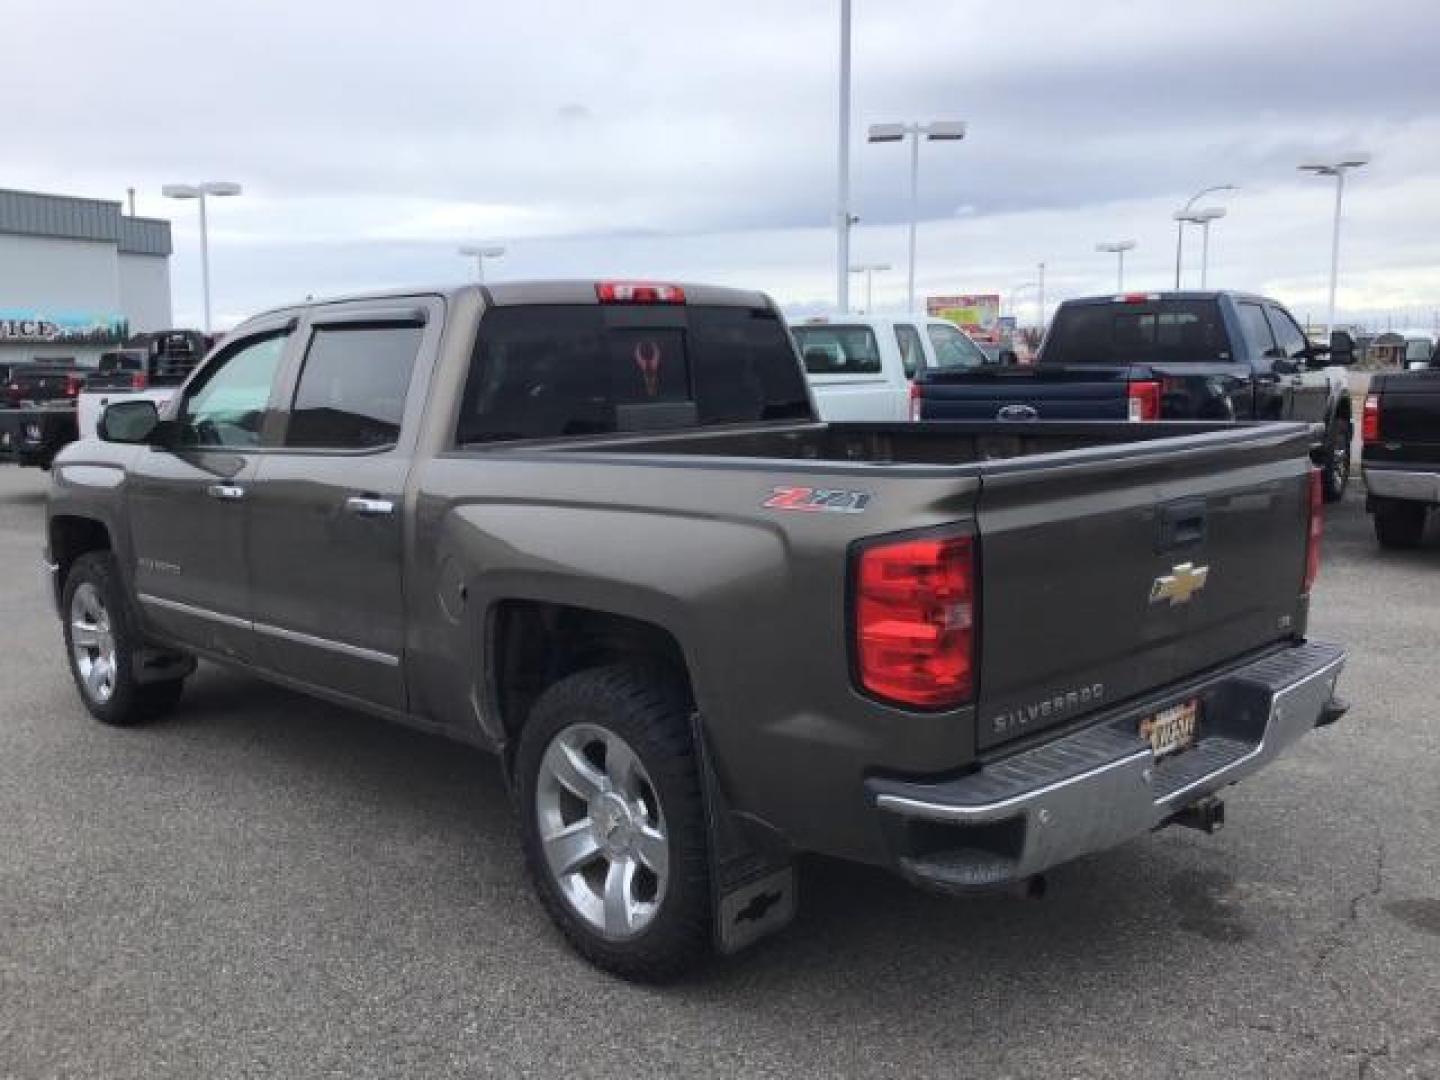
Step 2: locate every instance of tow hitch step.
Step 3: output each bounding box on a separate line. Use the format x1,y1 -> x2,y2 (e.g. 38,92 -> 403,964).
1170,796 -> 1226,834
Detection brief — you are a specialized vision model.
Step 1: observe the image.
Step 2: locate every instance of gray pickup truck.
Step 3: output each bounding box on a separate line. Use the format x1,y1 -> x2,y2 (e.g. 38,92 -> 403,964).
45,281 -> 1347,980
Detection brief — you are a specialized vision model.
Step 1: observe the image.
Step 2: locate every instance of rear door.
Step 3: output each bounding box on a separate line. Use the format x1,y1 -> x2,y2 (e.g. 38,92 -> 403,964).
245,298 -> 440,711
127,322 -> 296,660
972,426 -> 1313,750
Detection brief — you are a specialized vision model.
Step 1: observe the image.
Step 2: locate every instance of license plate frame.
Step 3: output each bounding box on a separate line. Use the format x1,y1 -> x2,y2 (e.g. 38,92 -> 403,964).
1140,698 -> 1200,759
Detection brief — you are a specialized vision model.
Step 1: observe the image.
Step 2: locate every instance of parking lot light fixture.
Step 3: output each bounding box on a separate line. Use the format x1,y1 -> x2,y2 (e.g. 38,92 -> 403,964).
1096,240 -> 1137,291
1299,154 -> 1371,340
162,180 -> 243,334
1172,207 -> 1226,288
867,119 -> 968,312
848,262 -> 892,313
458,244 -> 506,284
1173,184 -> 1236,288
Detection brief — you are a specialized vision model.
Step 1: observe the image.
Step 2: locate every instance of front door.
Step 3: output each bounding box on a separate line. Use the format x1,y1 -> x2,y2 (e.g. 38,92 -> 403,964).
128,327 -> 295,660
1267,304 -> 1330,424
245,301 -> 435,712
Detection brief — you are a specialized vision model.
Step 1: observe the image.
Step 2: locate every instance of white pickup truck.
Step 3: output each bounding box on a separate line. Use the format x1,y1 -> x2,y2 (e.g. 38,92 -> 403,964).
792,315 -> 999,422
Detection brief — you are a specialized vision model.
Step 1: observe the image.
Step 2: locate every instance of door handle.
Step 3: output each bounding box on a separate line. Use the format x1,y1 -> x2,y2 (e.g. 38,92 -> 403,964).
345,496 -> 395,517
206,483 -> 246,501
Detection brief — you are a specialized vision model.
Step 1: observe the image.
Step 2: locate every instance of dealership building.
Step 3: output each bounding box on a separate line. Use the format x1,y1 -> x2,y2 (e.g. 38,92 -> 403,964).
0,188 -> 174,368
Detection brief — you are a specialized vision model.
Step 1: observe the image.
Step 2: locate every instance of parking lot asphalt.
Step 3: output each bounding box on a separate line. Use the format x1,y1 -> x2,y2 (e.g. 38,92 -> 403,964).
1,462 -> 1437,1080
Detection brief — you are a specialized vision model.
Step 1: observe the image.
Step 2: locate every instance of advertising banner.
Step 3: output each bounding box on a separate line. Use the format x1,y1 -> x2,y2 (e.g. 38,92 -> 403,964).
0,309 -> 128,346
926,294 -> 1001,341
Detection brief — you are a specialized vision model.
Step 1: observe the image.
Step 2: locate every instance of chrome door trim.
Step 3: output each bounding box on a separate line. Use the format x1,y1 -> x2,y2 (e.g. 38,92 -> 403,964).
138,593 -> 400,668
138,592 -> 251,630
254,620 -> 401,667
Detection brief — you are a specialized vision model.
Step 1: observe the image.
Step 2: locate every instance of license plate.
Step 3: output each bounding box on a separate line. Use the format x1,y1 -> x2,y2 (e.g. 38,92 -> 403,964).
1140,698 -> 1199,758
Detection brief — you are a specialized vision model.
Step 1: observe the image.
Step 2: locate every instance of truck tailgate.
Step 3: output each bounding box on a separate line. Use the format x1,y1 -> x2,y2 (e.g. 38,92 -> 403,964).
1379,370 -> 1440,453
918,365 -> 1129,421
973,424 -> 1313,750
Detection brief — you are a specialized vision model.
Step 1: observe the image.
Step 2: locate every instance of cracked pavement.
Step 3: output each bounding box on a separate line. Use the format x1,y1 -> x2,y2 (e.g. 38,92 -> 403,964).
1,463 -> 1437,1079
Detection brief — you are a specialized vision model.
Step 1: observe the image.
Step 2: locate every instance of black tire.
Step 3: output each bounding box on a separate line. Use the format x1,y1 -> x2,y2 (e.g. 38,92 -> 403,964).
61,551 -> 187,726
1320,415 -> 1352,503
1373,500 -> 1427,549
514,664 -> 712,982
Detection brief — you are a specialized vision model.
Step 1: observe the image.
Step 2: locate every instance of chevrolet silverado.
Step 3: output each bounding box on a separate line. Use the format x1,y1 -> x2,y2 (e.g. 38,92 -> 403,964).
46,281 -> 1346,980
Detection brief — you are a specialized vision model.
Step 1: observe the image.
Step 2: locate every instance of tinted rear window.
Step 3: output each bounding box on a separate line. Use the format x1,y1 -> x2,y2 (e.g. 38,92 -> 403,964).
1043,300 -> 1231,364
456,304 -> 811,444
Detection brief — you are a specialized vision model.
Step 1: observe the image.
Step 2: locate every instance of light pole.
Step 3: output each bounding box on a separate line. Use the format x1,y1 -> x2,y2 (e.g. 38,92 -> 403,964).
458,244 -> 506,284
1173,184 -> 1236,288
1037,261 -> 1046,335
161,180 -> 243,334
1096,240 -> 1137,291
836,0 -> 852,314
848,262 -> 891,313
1172,207 -> 1226,288
1299,154 -> 1370,339
867,119 -> 967,312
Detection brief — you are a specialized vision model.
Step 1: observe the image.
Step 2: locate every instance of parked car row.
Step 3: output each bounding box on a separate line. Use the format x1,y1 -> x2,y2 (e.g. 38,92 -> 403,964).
45,279 -> 1347,981
1,330 -> 209,468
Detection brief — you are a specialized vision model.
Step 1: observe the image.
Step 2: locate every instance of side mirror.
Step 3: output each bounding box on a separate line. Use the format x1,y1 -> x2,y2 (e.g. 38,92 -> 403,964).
997,348 -> 1019,365
1327,330 -> 1356,365
98,399 -> 161,444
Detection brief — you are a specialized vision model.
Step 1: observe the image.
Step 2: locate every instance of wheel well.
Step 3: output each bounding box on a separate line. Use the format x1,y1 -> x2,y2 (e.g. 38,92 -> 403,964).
491,601 -> 693,741
50,516 -> 112,584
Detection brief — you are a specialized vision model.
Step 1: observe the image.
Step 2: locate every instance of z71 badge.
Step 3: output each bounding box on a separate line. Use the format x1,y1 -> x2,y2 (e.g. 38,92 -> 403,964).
763,486 -> 871,514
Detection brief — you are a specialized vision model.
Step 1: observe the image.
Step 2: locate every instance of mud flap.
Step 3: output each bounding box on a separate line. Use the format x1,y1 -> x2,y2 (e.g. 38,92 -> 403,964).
691,712 -> 797,955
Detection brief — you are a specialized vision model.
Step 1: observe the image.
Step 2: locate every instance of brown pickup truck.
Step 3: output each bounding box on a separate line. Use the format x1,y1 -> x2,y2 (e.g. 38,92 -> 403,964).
45,281 -> 1347,980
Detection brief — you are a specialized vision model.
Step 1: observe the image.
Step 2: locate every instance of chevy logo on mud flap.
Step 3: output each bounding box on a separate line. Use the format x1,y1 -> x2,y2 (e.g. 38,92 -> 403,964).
1150,562 -> 1210,606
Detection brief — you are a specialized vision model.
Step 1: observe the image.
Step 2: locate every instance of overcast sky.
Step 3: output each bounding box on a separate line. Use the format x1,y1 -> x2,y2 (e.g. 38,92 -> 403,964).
7,0 -> 1440,330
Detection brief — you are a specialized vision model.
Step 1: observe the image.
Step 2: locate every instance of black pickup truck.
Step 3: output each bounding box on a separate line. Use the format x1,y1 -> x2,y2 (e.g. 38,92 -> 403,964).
1362,347 -> 1439,547
48,281 -> 1347,979
2,360 -> 86,468
915,292 -> 1357,501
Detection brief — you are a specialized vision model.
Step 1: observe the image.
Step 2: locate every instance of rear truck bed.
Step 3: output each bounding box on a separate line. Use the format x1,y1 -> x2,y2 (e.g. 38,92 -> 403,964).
441,418 -> 1344,899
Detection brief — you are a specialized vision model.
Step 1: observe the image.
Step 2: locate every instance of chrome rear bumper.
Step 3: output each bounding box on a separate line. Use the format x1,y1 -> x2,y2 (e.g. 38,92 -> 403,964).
868,641 -> 1346,891
1363,467 -> 1440,504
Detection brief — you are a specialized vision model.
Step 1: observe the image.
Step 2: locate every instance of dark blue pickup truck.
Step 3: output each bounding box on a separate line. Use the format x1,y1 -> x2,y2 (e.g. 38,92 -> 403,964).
1362,347 -> 1439,547
914,291 -> 1357,501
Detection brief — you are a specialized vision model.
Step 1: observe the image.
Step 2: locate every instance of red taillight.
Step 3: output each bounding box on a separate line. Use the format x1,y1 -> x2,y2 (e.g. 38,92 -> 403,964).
908,380 -> 922,422
1303,468 -> 1323,593
64,374 -> 82,397
1127,379 -> 1161,421
1361,393 -> 1380,444
854,534 -> 976,709
595,281 -> 686,304
131,371 -> 148,390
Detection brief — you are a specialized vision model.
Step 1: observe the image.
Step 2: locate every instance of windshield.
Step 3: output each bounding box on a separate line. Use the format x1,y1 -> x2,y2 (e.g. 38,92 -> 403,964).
1043,300 -> 1230,364
926,322 -> 989,370
1405,339 -> 1434,363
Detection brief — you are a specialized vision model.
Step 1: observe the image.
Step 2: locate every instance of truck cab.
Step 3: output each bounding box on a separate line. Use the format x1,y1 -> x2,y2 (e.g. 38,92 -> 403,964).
791,314 -> 995,422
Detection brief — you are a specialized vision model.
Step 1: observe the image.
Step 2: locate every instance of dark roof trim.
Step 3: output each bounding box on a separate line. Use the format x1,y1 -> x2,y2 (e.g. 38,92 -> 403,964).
0,187 -> 171,256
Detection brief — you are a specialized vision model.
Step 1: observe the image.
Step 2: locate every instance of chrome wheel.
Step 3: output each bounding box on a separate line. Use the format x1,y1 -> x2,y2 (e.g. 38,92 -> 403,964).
534,723 -> 669,940
70,582 -> 117,704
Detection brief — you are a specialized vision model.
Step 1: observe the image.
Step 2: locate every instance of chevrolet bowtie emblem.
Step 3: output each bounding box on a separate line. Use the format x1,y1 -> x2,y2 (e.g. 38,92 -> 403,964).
1150,562 -> 1210,606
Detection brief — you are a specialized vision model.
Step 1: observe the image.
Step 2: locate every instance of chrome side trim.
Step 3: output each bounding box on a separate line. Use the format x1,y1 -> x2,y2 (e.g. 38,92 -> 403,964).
253,621 -> 401,667
138,592 -> 251,630
137,593 -> 401,667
